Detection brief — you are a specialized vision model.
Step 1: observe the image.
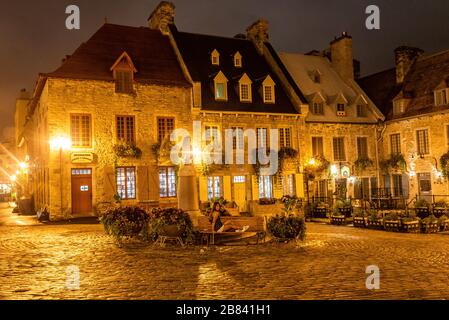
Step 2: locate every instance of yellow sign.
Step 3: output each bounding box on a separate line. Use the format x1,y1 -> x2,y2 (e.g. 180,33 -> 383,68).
71,153 -> 94,164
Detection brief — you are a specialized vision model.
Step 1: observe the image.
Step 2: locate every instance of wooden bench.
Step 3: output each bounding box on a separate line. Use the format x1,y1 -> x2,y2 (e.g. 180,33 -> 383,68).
197,216 -> 266,245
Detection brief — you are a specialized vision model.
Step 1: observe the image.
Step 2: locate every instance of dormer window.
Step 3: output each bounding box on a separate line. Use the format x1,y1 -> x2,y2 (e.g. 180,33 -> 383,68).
110,52 -> 137,94
234,52 -> 242,68
213,71 -> 228,101
336,104 -> 346,116
238,73 -> 252,102
211,49 -> 220,66
393,100 -> 406,115
355,95 -> 369,118
262,75 -> 276,104
310,92 -> 326,115
435,89 -> 448,106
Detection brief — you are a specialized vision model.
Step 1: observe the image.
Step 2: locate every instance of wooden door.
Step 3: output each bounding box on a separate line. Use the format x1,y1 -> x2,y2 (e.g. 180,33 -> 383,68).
71,169 -> 93,215
233,176 -> 247,213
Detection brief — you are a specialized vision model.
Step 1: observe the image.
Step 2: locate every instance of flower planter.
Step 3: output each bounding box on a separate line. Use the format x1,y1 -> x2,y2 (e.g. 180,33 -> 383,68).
421,222 -> 440,234
353,217 -> 366,228
384,220 -> 401,232
338,207 -> 353,218
415,207 -> 430,220
401,221 -> 420,233
433,208 -> 446,219
330,215 -> 346,225
313,207 -> 328,219
440,219 -> 449,232
367,219 -> 384,230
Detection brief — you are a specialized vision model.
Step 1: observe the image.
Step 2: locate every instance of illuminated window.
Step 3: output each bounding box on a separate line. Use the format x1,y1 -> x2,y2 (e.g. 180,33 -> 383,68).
205,125 -> 219,143
71,114 -> 91,148
233,176 -> 246,183
264,86 -> 274,103
279,128 -> 292,148
283,174 -> 296,196
116,167 -> 136,200
234,52 -> 242,67
157,117 -> 175,143
312,103 -> 324,115
416,129 -> 429,155
259,176 -> 273,199
257,128 -> 268,149
232,127 -> 244,150
215,83 -> 226,100
240,84 -> 251,102
207,176 -> 222,200
116,115 -> 135,144
159,167 -> 177,198
435,89 -> 448,106
211,49 -> 220,66
312,137 -> 324,157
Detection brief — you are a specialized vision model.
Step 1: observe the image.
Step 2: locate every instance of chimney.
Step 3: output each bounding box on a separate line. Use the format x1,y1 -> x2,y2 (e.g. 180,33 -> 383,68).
148,1 -> 175,35
394,46 -> 424,84
246,19 -> 269,55
330,32 -> 354,80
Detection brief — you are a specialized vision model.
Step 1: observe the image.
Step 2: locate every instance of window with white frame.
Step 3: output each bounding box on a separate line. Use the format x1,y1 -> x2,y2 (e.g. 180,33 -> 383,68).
333,137 -> 346,161
215,83 -> 226,100
259,176 -> 273,199
279,128 -> 292,148
257,128 -> 268,149
211,49 -> 220,66
205,125 -> 219,143
207,176 -> 222,200
283,174 -> 296,196
116,167 -> 136,200
435,89 -> 448,106
393,100 -> 406,115
234,52 -> 242,67
264,86 -> 274,103
240,83 -> 251,102
232,127 -> 244,150
159,167 -> 176,198
416,129 -> 429,155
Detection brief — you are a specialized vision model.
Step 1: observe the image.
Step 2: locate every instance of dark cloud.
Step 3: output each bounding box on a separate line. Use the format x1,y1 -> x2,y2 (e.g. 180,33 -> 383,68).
1,0 -> 448,137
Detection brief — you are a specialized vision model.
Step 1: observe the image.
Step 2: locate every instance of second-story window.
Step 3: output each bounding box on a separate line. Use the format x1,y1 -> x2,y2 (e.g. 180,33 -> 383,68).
116,115 -> 135,144
279,128 -> 292,148
232,127 -> 244,150
205,126 -> 219,144
157,117 -> 175,143
115,70 -> 133,94
390,134 -> 401,155
357,137 -> 368,159
71,114 -> 91,148
416,129 -> 430,155
312,137 -> 324,157
333,137 -> 346,161
257,128 -> 268,149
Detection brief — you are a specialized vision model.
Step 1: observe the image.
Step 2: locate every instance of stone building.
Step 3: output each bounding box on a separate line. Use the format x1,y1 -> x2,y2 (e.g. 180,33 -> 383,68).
279,34 -> 385,204
359,47 -> 449,204
18,22 -> 192,220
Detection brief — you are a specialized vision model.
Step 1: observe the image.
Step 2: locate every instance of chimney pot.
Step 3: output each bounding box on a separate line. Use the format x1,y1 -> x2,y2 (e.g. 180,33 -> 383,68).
148,1 -> 175,35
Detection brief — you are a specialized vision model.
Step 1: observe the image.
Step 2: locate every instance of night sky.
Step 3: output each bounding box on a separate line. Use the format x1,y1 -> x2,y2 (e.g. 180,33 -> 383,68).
1,0 -> 449,139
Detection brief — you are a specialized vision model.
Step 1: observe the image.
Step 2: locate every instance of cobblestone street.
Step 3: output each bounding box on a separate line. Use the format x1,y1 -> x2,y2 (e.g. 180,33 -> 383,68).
1,205 -> 449,300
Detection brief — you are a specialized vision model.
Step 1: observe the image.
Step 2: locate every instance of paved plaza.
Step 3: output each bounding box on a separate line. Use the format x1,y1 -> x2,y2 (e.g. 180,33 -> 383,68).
0,204 -> 448,300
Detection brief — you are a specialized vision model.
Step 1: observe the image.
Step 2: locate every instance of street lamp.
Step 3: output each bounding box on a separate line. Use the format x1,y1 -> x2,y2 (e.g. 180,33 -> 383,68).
50,137 -> 71,216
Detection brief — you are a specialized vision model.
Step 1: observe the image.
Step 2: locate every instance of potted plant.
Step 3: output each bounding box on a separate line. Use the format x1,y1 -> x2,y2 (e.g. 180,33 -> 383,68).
267,197 -> 306,242
383,212 -> 401,232
432,200 -> 448,218
113,141 -> 142,158
330,207 -> 346,225
367,211 -> 383,230
353,210 -> 367,228
149,208 -> 195,243
336,199 -> 352,218
414,199 -> 430,219
421,215 -> 440,234
100,206 -> 150,243
438,215 -> 449,232
312,202 -> 328,219
401,214 -> 420,233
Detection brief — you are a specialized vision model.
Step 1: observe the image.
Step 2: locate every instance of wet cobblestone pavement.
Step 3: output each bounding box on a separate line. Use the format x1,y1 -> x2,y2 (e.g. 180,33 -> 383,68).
1,207 -> 449,300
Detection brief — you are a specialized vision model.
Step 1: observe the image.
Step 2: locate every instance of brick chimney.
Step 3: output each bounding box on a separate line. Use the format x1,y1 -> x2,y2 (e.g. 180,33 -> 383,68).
246,19 -> 269,55
330,32 -> 354,80
148,1 -> 175,35
394,46 -> 424,84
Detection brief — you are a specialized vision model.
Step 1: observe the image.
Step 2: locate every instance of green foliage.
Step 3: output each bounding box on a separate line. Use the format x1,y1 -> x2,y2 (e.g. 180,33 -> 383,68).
368,210 -> 383,222
267,215 -> 306,241
113,142 -> 142,158
440,151 -> 449,179
354,157 -> 374,173
422,215 -> 438,224
100,206 -> 150,242
149,208 -> 195,243
335,199 -> 351,209
304,155 -> 330,181
252,147 -> 299,181
380,154 -> 407,173
384,213 -> 401,222
438,215 -> 449,223
434,200 -> 448,208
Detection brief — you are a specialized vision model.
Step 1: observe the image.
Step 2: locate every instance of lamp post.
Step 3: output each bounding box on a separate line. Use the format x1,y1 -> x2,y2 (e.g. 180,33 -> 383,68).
50,137 -> 71,216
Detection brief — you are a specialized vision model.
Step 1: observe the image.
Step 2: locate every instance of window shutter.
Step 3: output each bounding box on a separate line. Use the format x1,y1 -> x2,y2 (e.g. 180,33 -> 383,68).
199,176 -> 208,202
295,174 -> 304,198
104,166 -> 116,200
223,176 -> 232,200
147,166 -> 160,201
402,174 -> 409,198
251,176 -> 259,201
137,166 -> 149,201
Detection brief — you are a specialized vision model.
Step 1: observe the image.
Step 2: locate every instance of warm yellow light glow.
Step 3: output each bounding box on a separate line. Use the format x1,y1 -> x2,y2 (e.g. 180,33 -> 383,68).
331,165 -> 338,175
192,146 -> 203,164
15,170 -> 20,175
308,158 -> 316,166
19,162 -> 29,169
10,175 -> 17,182
50,137 -> 71,151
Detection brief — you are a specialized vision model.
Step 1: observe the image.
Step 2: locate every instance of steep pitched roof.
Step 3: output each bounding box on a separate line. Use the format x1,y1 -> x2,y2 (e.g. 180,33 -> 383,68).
358,49 -> 449,120
46,23 -> 190,87
170,25 -> 300,114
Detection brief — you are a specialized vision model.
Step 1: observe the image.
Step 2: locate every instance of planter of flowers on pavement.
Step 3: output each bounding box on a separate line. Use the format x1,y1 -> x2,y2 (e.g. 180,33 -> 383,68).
421,215 -> 440,234
439,215 -> 449,232
353,210 -> 367,228
383,213 -> 401,232
267,197 -> 306,243
401,214 -> 420,233
366,211 -> 384,230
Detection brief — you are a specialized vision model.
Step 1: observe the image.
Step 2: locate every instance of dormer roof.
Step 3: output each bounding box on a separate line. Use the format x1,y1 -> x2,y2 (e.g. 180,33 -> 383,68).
110,51 -> 138,72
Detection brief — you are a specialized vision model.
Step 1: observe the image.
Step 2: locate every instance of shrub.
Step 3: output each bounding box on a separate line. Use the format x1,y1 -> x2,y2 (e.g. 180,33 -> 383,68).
422,215 -> 438,224
149,208 -> 195,242
267,215 -> 306,241
100,206 -> 150,242
414,199 -> 429,208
